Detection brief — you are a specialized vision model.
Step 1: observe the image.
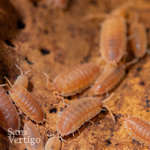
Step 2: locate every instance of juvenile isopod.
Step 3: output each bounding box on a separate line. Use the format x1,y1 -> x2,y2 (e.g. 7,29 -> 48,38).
24,121 -> 44,150
91,63 -> 125,95
129,14 -> 147,58
47,0 -> 69,9
45,135 -> 62,150
0,86 -> 20,132
125,116 -> 150,147
14,65 -> 31,89
5,77 -> 45,123
57,95 -> 115,137
44,63 -> 101,97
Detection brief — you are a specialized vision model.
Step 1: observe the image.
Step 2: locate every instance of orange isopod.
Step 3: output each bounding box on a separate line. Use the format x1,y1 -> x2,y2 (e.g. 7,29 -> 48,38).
125,116 -> 150,147
5,78 -> 44,123
45,135 -> 62,150
100,2 -> 135,65
84,2 -> 133,65
46,63 -> 101,97
100,16 -> 127,65
0,86 -> 20,132
24,122 -> 44,150
14,65 -> 31,89
91,63 -> 125,95
48,0 -> 69,9
57,96 -> 115,137
129,14 -> 147,58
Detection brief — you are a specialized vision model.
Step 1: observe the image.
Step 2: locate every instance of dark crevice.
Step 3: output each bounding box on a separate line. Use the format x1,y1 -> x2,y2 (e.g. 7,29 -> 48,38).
106,140 -> 111,146
50,108 -> 57,113
25,57 -> 34,65
17,20 -> 25,29
5,40 -> 15,47
40,49 -> 50,55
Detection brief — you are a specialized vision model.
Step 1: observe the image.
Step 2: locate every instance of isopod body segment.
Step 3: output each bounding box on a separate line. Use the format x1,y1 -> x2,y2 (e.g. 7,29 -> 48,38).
91,63 -> 125,95
53,63 -> 101,97
0,86 -> 20,132
57,96 -> 114,136
24,122 -> 44,150
9,85 -> 44,123
125,116 -> 150,147
100,16 -> 127,65
14,65 -> 30,89
14,74 -> 28,89
45,135 -> 61,150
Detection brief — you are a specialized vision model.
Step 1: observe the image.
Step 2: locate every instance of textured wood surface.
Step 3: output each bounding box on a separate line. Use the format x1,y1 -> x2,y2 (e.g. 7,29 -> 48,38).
1,0 -> 150,149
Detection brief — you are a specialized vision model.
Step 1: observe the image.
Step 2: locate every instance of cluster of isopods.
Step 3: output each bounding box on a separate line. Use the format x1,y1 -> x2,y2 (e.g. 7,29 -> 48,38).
1,0 -> 150,149
45,0 -> 150,149
0,65 -> 62,149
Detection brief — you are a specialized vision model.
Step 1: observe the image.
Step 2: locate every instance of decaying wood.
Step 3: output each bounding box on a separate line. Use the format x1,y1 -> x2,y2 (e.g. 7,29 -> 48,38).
0,0 -> 150,149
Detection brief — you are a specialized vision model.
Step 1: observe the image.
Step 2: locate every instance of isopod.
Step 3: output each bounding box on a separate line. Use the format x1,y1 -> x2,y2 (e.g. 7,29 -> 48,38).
129,14 -> 147,58
84,2 -> 133,65
14,65 -> 31,89
57,96 -> 115,137
100,16 -> 127,65
24,121 -> 44,150
91,63 -> 125,95
125,116 -> 150,147
5,77 -> 45,123
0,86 -> 20,132
45,135 -> 62,150
48,0 -> 69,9
45,63 -> 101,97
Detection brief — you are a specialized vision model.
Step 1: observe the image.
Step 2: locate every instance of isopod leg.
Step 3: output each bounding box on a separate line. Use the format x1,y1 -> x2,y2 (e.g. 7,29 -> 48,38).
43,119 -> 50,124
102,93 -> 114,103
43,72 -> 55,90
125,58 -> 139,68
4,76 -> 13,88
89,120 -> 94,124
77,129 -> 80,135
0,84 -> 9,87
47,134 -> 54,138
15,64 -> 24,75
25,69 -> 31,75
103,104 -> 115,122
18,109 -> 24,115
83,13 -> 110,21
72,132 -> 75,137
57,135 -> 66,143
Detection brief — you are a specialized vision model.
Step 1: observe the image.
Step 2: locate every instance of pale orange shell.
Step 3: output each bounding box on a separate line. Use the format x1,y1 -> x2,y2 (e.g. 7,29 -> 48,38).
45,136 -> 61,150
91,63 -> 125,95
14,75 -> 28,89
57,97 -> 102,136
10,85 -> 44,123
0,87 -> 20,132
125,116 -> 150,147
129,22 -> 147,58
100,16 -> 127,65
53,63 -> 101,96
24,122 -> 43,150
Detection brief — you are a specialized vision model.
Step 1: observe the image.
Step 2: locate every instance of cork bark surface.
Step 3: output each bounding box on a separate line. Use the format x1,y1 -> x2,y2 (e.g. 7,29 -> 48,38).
1,0 -> 150,149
